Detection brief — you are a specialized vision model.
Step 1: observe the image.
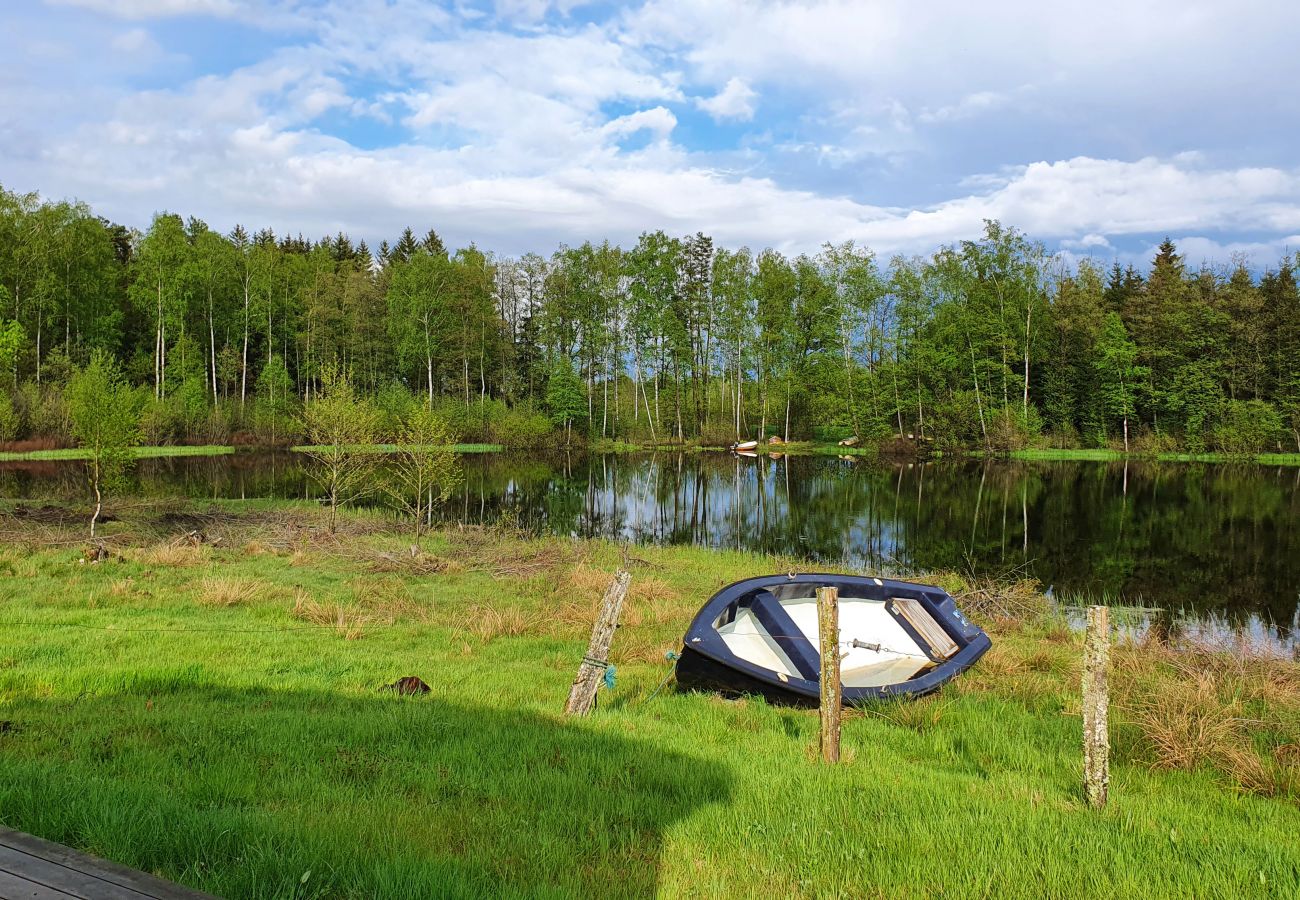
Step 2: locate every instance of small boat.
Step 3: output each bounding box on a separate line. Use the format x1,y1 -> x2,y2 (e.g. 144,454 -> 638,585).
838,435 -> 860,447
729,440 -> 759,451
676,574 -> 990,704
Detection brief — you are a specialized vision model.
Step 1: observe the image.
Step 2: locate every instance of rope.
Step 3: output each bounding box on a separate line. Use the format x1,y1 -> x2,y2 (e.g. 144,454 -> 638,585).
643,650 -> 679,704
578,656 -> 616,691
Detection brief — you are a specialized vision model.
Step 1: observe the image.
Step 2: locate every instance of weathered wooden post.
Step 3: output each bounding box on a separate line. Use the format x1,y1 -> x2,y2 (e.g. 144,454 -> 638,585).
564,566 -> 632,716
1083,605 -> 1110,808
817,585 -> 842,763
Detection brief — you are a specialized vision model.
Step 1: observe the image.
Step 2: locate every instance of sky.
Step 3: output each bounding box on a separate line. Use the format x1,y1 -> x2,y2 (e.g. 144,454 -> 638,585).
3,0 -> 1299,267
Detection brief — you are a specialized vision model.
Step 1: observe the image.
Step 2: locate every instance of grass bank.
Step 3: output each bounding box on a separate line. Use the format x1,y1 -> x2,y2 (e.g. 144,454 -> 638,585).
0,502 -> 1298,897
997,448 -> 1300,466
0,443 -> 503,462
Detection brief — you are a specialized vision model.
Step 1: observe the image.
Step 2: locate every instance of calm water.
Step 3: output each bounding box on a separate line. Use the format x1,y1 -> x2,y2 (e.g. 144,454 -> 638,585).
4,452 -> 1298,653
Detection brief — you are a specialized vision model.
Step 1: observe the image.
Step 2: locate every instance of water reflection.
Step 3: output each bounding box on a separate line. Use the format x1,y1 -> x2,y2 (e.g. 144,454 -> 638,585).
3,451 -> 1297,653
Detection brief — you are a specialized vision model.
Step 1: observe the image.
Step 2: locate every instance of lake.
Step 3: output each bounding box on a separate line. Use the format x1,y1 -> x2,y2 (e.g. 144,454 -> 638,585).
4,451 -> 1297,654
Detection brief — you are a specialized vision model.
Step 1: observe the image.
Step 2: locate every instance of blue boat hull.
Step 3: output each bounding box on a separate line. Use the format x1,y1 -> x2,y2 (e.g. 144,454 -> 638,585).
675,573 -> 991,705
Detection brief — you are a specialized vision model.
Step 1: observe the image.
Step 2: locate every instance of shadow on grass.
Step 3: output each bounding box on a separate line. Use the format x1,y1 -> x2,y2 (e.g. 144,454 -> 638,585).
0,683 -> 730,898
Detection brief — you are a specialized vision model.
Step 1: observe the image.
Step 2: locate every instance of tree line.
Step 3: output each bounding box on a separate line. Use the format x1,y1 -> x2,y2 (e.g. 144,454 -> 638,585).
2,183 -> 1298,453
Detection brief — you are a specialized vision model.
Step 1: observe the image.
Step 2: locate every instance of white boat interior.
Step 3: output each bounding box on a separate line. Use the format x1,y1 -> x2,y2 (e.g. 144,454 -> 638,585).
715,593 -> 948,688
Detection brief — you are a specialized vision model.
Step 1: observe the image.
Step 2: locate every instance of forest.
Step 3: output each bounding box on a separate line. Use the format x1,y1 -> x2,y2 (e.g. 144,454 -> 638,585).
1,182 -> 1298,454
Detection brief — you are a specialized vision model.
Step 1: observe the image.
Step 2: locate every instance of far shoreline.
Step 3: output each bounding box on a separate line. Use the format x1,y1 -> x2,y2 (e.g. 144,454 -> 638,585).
2,441 -> 1298,466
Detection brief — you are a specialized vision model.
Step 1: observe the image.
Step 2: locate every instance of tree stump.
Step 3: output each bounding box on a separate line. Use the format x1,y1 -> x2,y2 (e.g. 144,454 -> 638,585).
818,585 -> 842,763
1083,605 -> 1110,808
564,568 -> 632,716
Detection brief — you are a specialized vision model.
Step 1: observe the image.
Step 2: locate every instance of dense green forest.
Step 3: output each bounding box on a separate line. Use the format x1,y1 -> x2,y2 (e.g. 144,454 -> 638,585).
1,183 -> 1298,453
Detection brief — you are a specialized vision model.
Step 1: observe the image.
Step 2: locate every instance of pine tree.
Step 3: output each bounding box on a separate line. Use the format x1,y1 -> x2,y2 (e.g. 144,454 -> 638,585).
393,227 -> 419,263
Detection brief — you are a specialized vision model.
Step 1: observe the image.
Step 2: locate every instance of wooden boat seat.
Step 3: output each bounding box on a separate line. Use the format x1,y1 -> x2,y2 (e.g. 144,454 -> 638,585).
891,597 -> 960,660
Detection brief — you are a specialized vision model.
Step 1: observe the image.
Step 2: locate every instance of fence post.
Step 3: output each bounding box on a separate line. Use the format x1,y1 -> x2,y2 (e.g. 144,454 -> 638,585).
564,567 -> 632,716
1083,605 -> 1110,808
817,585 -> 842,763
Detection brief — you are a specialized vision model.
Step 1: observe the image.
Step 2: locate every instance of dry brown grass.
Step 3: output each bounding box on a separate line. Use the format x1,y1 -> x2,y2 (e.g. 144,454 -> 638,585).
366,547 -> 463,576
122,543 -> 211,568
445,527 -> 580,578
199,575 -> 267,607
955,577 -> 1048,624
290,589 -> 366,639
461,603 -> 545,643
1114,643 -> 1300,797
350,576 -> 427,623
0,548 -> 39,579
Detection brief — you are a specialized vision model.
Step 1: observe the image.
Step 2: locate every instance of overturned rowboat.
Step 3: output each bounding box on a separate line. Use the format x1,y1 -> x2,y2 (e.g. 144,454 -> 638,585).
676,574 -> 990,704
729,439 -> 759,451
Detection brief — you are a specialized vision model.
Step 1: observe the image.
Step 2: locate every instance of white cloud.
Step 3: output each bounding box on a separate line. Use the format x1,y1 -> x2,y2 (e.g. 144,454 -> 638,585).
46,0 -> 241,18
1060,233 -> 1113,250
602,107 -> 677,141
918,91 -> 1009,124
697,77 -> 757,122
9,0 -> 1300,267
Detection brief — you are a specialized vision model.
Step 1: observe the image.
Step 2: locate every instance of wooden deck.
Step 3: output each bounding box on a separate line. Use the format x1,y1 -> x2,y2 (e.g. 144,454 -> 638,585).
0,828 -> 217,900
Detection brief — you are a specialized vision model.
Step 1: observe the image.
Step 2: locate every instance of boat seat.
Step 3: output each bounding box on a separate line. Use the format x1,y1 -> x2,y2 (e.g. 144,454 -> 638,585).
749,590 -> 821,680
891,597 -> 959,660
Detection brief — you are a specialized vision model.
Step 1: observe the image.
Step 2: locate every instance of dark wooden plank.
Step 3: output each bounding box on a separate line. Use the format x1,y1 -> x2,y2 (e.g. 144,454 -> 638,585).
0,846 -> 156,900
0,867 -> 78,900
0,830 -> 217,900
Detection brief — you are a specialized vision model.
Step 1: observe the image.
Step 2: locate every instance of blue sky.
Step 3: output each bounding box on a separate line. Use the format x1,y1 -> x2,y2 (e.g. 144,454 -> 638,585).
3,0 -> 1299,267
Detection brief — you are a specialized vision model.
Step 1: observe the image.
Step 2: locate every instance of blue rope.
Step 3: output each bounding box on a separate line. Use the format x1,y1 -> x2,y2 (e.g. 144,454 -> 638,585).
643,650 -> 680,703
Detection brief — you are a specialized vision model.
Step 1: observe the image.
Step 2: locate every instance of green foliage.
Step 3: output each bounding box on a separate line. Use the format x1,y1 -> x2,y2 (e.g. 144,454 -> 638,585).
545,357 -> 586,444
1094,313 -> 1145,449
66,350 -> 142,535
3,176 -> 1300,457
1213,400 -> 1285,456
987,403 -> 1044,451
253,354 -> 296,443
0,392 -> 17,443
488,401 -> 554,448
0,317 -> 24,383
300,365 -> 380,531
383,406 -> 463,536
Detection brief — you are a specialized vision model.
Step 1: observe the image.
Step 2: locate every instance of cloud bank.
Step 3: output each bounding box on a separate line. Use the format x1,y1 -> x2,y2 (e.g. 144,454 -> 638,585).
2,0 -> 1297,264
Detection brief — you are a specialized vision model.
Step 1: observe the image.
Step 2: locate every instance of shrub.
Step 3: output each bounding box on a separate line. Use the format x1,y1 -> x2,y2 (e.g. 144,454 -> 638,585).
987,404 -> 1043,451
0,393 -> 17,443
489,402 -> 554,448
1212,400 -> 1285,456
15,381 -> 69,440
374,382 -> 420,440
925,392 -> 985,451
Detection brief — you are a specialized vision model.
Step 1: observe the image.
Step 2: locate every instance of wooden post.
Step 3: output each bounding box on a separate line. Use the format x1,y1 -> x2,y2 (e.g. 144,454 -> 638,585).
564,567 -> 632,716
1083,605 -> 1110,808
817,585 -> 842,763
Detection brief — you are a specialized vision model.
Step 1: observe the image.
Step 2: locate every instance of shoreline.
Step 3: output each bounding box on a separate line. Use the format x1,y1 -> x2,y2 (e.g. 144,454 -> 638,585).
2,440 -> 1297,466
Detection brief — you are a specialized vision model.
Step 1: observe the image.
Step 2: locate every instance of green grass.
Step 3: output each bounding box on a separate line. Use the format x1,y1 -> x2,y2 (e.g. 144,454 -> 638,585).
0,505 -> 1298,898
0,445 -> 237,461
0,444 -> 503,462
1001,448 -> 1300,465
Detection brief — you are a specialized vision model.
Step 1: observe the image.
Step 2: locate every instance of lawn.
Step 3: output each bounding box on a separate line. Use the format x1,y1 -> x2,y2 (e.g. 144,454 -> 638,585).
0,502 -> 1297,898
